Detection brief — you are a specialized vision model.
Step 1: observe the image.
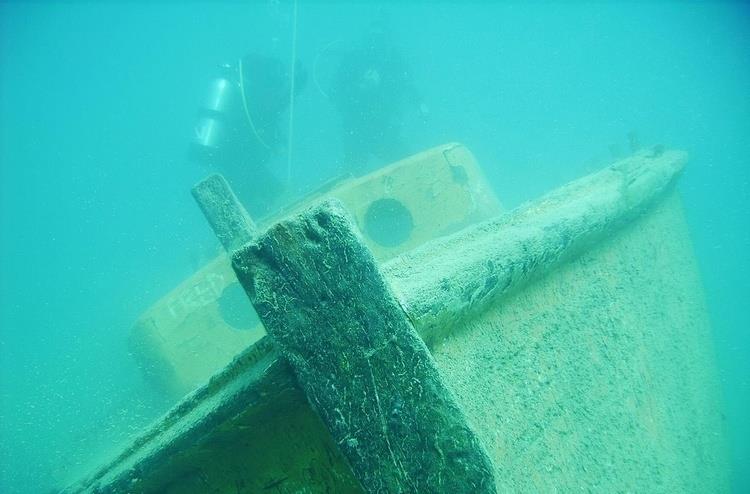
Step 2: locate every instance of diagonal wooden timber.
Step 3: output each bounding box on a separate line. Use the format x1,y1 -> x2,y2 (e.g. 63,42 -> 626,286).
232,199 -> 498,494
61,149 -> 687,493
191,173 -> 257,252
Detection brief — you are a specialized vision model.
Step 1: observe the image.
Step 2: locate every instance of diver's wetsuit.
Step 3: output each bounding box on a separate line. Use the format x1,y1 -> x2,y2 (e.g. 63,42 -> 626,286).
330,33 -> 419,174
210,54 -> 305,217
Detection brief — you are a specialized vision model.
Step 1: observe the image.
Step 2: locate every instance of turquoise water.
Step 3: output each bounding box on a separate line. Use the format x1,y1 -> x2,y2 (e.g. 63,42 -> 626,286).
0,2 -> 747,492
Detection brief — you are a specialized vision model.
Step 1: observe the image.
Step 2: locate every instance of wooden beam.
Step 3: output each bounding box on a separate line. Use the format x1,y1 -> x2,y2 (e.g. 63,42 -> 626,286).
191,173 -> 256,251
233,199 -> 497,494
383,149 -> 687,344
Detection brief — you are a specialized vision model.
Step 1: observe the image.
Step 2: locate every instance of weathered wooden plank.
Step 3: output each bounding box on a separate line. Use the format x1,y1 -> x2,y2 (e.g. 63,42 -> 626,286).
383,149 -> 687,344
191,173 -> 256,251
232,199 -> 497,494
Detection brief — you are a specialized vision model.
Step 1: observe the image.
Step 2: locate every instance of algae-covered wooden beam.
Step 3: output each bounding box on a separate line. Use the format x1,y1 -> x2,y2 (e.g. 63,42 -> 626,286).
232,199 -> 497,494
191,173 -> 256,251
383,149 -> 688,344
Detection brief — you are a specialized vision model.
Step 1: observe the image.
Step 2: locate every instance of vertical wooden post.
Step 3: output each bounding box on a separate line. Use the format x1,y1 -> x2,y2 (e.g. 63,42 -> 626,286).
232,199 -> 496,494
191,173 -> 256,251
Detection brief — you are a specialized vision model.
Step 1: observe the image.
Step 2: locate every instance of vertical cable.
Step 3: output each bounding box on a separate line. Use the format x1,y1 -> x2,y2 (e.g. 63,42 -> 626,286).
286,0 -> 298,185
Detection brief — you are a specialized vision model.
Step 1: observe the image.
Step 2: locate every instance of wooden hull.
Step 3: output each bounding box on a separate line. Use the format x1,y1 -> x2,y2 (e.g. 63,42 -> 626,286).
64,148 -> 730,493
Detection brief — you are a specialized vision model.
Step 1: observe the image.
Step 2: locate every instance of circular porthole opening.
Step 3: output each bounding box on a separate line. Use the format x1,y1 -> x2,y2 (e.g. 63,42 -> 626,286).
364,198 -> 414,248
218,282 -> 259,331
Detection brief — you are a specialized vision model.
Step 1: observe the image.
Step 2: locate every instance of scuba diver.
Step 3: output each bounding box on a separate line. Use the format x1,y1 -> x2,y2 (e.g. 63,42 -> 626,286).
190,53 -> 306,217
329,19 -> 425,174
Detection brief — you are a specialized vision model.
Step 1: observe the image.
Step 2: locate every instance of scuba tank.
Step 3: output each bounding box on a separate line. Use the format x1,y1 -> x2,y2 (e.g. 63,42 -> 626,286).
189,60 -> 274,168
188,57 -> 284,216
189,63 -> 242,167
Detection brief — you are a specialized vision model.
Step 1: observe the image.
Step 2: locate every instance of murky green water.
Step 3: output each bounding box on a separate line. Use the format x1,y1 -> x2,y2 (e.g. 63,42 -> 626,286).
1,2 -> 747,492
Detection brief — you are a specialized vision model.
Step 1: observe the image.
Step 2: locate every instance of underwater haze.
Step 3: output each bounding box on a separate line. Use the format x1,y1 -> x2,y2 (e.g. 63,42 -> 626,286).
0,1 -> 748,492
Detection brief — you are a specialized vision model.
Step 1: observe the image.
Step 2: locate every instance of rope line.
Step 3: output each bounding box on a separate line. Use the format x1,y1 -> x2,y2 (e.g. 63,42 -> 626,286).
238,57 -> 272,151
286,0 -> 298,185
